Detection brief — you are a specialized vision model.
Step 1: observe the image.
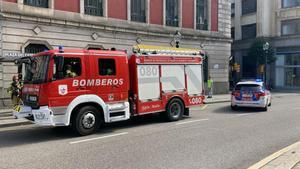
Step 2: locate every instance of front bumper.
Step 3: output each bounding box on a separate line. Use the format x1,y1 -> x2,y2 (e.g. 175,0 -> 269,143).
13,106 -> 68,126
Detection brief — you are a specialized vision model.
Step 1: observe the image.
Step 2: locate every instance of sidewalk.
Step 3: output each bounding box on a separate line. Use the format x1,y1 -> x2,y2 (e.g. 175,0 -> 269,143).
204,94 -> 231,104
0,108 -> 31,128
249,141 -> 300,169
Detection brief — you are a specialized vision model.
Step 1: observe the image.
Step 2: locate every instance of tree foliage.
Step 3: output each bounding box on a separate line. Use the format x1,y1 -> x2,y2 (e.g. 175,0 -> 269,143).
247,38 -> 276,65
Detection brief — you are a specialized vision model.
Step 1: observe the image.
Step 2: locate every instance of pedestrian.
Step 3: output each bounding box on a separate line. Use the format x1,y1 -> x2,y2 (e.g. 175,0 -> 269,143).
207,75 -> 213,98
7,75 -> 21,106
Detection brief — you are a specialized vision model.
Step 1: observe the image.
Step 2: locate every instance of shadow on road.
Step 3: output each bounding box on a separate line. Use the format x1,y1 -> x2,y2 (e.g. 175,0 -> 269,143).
212,105 -> 264,114
0,113 -> 178,148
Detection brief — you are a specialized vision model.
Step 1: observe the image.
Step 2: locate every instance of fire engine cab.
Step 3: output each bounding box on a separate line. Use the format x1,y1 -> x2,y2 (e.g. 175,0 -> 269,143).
14,45 -> 205,135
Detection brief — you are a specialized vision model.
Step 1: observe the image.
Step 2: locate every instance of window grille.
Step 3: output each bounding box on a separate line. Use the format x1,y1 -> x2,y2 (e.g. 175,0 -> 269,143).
131,0 -> 146,22
24,0 -> 48,8
85,0 -> 104,16
166,0 -> 179,27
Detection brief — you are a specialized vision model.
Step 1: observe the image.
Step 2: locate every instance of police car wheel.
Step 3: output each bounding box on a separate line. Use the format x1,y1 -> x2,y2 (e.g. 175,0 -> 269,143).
262,104 -> 268,111
72,106 -> 101,136
165,98 -> 184,121
231,105 -> 238,111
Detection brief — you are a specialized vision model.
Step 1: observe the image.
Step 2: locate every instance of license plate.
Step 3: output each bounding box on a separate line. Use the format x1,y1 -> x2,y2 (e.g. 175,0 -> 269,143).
13,105 -> 21,112
242,97 -> 252,101
34,112 -> 47,120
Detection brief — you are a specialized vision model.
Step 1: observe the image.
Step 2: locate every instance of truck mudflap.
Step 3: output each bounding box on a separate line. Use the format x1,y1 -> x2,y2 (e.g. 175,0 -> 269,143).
13,105 -> 33,119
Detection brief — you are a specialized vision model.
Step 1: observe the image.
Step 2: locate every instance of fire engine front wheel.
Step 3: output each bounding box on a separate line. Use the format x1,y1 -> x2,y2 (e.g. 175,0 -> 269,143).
72,106 -> 102,136
164,98 -> 184,121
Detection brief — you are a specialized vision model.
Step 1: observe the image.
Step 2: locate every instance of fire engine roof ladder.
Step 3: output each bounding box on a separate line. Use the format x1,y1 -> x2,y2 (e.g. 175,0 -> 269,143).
133,45 -> 204,57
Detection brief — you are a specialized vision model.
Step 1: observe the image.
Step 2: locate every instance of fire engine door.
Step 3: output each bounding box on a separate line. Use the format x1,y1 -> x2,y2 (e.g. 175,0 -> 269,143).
92,56 -> 128,103
49,55 -> 87,107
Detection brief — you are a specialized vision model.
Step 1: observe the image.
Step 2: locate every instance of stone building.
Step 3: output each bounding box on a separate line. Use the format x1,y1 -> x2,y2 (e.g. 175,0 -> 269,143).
231,0 -> 300,89
0,0 -> 231,107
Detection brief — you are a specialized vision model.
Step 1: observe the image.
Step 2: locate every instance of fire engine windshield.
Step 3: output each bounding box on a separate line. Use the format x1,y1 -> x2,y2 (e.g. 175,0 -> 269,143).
24,55 -> 50,84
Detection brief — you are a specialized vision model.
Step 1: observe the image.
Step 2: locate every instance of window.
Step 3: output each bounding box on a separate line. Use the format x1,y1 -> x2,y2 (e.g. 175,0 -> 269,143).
242,0 -> 257,15
231,27 -> 235,39
24,0 -> 48,8
98,59 -> 116,76
242,24 -> 256,39
166,0 -> 179,27
131,0 -> 146,22
54,58 -> 82,79
231,3 -> 235,17
282,19 -> 300,35
196,0 -> 208,30
282,0 -> 300,8
85,0 -> 103,16
25,44 -> 49,54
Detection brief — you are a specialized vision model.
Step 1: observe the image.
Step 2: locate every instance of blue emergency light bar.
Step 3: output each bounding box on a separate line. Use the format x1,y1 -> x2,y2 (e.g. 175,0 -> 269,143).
59,45 -> 64,53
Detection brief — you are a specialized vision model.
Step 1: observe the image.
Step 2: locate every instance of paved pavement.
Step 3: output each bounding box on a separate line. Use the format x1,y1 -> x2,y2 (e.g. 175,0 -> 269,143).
0,94 -> 300,168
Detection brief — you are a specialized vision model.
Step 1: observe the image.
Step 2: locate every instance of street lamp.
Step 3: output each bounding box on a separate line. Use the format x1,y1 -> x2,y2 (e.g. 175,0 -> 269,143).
263,42 -> 270,86
174,31 -> 182,48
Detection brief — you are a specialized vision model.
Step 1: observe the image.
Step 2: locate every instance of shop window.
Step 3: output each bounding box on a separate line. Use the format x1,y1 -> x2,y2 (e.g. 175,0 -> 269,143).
242,24 -> 256,39
242,0 -> 257,15
98,59 -> 116,76
282,0 -> 300,8
131,0 -> 146,23
24,0 -> 48,8
282,19 -> 300,36
85,0 -> 104,16
196,0 -> 208,30
166,0 -> 179,27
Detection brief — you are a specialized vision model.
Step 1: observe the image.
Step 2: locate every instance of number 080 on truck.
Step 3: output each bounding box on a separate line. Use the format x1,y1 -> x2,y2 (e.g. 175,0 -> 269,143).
13,45 -> 205,135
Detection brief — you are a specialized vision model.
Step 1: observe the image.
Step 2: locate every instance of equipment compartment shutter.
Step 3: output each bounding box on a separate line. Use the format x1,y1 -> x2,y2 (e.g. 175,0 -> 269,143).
186,65 -> 203,95
137,65 -> 160,100
161,65 -> 185,92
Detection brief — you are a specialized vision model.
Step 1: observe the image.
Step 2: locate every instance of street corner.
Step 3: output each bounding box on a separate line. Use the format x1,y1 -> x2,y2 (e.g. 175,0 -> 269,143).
248,141 -> 300,169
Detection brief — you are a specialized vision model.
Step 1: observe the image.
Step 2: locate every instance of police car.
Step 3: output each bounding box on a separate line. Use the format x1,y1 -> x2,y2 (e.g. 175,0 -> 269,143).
231,79 -> 271,111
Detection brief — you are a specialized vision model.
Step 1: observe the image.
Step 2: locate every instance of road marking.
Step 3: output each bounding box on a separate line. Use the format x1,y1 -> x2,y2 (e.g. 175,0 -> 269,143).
69,132 -> 128,144
236,113 -> 255,117
201,105 -> 208,110
176,118 -> 209,125
248,141 -> 300,169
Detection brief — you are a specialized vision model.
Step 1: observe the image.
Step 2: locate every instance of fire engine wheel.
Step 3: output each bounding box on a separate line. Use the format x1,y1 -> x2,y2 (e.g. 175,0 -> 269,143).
72,106 -> 101,136
165,98 -> 184,121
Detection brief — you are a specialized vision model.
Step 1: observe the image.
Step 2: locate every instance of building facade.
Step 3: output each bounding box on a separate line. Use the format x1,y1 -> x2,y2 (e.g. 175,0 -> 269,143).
231,0 -> 300,89
0,0 -> 231,106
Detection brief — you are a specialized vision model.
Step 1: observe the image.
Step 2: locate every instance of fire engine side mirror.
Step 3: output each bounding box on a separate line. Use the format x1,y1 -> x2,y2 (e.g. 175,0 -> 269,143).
54,56 -> 64,72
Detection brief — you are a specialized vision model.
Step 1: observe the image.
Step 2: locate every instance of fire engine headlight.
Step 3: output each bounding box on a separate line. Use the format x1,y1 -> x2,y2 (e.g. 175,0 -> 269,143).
29,96 -> 37,102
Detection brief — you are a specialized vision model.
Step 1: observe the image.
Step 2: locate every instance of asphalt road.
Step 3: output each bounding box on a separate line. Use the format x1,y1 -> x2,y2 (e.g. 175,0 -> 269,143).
1,94 -> 300,169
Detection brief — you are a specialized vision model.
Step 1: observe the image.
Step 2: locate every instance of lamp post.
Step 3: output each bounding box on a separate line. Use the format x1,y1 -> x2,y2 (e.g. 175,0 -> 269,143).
174,31 -> 182,48
263,42 -> 270,86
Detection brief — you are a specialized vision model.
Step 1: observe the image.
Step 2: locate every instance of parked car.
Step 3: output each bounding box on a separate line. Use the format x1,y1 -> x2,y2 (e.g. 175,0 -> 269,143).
231,79 -> 271,111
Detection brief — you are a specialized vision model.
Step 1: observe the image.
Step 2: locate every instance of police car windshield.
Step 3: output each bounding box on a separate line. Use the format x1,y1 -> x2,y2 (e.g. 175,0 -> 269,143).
24,55 -> 50,84
235,84 -> 262,92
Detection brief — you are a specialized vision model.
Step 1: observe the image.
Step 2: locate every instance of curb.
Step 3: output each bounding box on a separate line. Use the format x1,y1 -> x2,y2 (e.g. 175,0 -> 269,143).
0,121 -> 32,128
204,100 -> 231,104
248,141 -> 300,169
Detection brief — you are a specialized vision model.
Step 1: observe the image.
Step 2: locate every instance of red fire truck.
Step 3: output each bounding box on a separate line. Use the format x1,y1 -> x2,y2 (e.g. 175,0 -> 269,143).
13,45 -> 205,135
